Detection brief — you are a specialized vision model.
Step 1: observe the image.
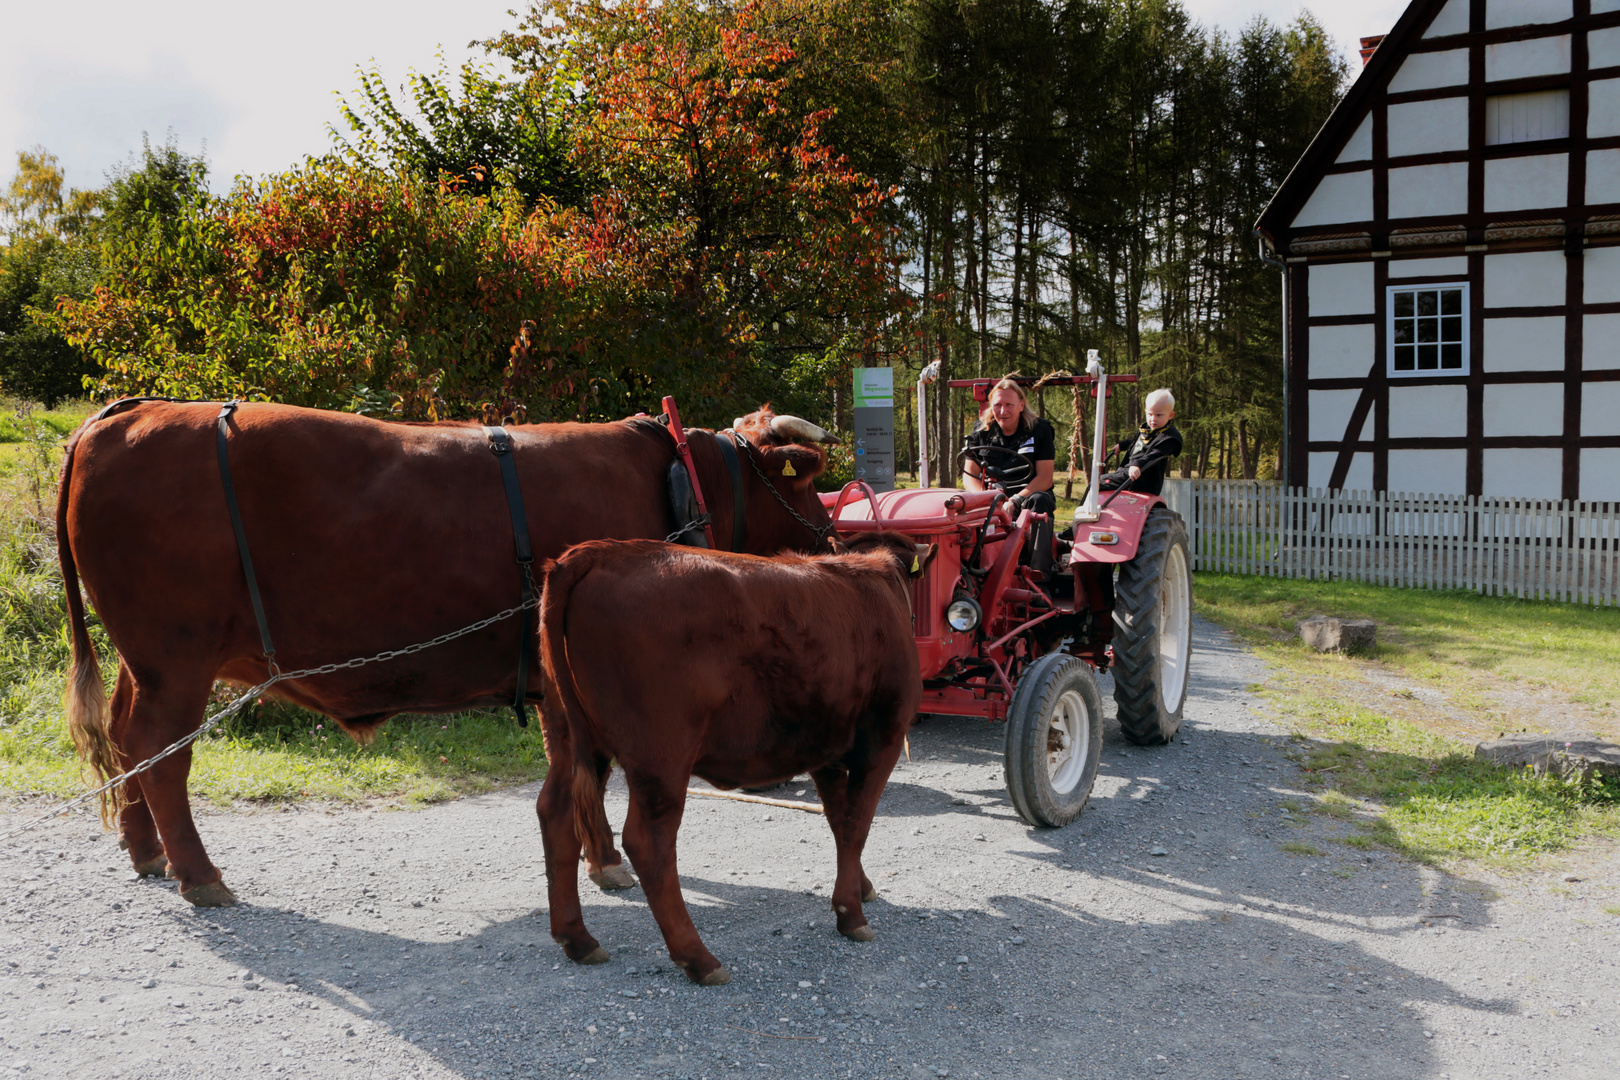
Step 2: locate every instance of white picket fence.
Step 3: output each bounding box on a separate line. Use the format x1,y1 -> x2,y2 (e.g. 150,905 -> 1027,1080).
1160,480 -> 1620,606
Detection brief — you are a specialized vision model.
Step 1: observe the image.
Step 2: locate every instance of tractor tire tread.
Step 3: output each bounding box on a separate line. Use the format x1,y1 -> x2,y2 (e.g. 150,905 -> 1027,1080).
1111,507 -> 1190,746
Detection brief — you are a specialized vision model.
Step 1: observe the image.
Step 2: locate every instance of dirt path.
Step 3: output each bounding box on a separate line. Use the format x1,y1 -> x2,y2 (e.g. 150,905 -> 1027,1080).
1,618 -> 1616,1080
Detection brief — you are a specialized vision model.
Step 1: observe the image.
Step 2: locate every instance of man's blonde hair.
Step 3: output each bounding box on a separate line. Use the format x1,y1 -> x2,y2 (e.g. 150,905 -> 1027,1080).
977,377 -> 1040,431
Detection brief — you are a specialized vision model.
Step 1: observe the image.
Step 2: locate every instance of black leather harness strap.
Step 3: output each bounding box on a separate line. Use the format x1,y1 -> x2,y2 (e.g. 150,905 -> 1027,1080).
715,430 -> 746,552
216,401 -> 278,674
483,425 -> 535,727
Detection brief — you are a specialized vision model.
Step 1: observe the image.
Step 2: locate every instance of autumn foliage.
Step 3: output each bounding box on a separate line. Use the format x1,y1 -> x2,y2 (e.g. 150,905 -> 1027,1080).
49,0 -> 901,421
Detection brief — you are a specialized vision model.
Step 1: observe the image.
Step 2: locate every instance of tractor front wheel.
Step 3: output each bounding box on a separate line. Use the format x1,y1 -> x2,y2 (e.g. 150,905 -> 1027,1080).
1004,654 -> 1103,828
1111,507 -> 1192,745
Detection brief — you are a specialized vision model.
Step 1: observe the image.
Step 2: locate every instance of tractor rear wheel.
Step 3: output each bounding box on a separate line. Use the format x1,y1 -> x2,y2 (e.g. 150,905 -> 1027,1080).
1004,654 -> 1103,828
1112,507 -> 1191,745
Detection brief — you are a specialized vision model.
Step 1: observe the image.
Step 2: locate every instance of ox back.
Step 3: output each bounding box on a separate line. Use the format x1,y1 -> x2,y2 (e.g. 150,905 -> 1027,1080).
535,537 -> 921,984
56,401 -> 833,906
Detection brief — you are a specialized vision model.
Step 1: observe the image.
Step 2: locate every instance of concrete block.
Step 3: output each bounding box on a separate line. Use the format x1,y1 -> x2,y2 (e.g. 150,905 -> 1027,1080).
1297,616 -> 1378,654
1475,733 -> 1620,784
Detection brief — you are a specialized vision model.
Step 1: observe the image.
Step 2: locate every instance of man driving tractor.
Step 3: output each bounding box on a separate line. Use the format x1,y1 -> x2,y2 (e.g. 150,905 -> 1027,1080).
961,377 -> 1057,513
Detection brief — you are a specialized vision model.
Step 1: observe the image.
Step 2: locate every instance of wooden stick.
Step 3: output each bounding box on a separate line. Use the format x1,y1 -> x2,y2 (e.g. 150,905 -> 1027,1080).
685,788 -> 824,814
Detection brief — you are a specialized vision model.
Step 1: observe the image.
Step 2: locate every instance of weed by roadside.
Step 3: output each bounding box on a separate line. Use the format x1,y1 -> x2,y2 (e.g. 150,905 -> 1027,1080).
0,399 -> 548,810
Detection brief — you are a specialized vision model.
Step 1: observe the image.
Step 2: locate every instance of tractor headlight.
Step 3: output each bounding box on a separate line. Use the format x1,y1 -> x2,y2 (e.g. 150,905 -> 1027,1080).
946,597 -> 982,633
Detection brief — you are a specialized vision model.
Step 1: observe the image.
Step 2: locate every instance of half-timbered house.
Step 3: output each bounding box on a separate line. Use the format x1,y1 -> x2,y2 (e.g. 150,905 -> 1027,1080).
1256,0 -> 1620,501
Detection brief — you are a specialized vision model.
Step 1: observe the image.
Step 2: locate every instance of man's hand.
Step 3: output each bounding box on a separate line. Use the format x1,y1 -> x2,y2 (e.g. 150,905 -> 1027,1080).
1128,465 -> 1142,480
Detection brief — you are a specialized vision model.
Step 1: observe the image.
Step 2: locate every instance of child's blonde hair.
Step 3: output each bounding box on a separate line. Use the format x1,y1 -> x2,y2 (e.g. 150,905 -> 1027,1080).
1145,387 -> 1175,411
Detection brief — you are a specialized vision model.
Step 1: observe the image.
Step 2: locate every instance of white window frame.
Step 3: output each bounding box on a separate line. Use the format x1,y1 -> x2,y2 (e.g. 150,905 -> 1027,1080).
1386,281 -> 1470,378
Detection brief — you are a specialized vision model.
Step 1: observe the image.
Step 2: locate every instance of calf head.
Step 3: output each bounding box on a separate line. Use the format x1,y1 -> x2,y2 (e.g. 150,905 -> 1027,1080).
841,530 -> 937,579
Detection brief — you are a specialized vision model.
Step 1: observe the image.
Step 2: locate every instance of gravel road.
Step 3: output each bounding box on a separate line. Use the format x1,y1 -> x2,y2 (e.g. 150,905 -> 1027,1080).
1,617 -> 1616,1080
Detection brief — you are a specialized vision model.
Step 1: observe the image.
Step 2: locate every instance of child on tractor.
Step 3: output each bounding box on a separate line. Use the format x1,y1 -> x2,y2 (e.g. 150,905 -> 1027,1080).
1098,388 -> 1182,496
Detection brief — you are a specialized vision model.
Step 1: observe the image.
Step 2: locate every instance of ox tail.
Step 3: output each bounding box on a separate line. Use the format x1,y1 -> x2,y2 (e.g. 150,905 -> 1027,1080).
539,551 -> 610,860
57,431 -> 125,828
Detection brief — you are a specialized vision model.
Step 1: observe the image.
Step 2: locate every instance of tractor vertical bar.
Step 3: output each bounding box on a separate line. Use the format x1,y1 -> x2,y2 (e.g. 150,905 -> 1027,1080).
917,361 -> 941,489
1074,351 -> 1108,523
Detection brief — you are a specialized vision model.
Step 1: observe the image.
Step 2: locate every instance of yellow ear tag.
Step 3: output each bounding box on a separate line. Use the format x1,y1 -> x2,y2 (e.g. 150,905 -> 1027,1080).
781,460 -> 797,477
910,555 -> 920,573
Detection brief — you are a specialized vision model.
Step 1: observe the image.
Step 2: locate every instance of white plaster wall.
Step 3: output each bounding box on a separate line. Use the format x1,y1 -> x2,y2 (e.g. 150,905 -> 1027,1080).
1590,27 -> 1620,69
1388,162 -> 1469,219
1308,262 -> 1375,316
1483,316 -> 1566,371
1590,80 -> 1620,139
1487,0 -> 1571,28
1426,0 -> 1470,36
1389,49 -> 1470,94
1389,384 -> 1468,438
1307,452 -> 1372,492
1292,171 -> 1373,228
1309,389 -> 1365,444
1388,449 -> 1467,495
1485,250 -> 1567,308
1583,246 -> 1620,304
1485,36 -> 1571,82
1388,98 -> 1470,158
1586,148 -> 1620,204
1597,0 -> 1620,14
1583,314 -> 1620,367
1485,381 -> 1564,438
1309,325 -> 1376,379
1388,256 -> 1470,279
1579,448 -> 1620,502
1483,448 -> 1563,497
1337,116 -> 1372,164
1582,380 -> 1620,436
1484,153 -> 1568,212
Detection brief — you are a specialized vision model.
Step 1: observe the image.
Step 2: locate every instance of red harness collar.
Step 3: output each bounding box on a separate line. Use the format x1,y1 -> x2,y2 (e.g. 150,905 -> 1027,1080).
661,396 -> 718,550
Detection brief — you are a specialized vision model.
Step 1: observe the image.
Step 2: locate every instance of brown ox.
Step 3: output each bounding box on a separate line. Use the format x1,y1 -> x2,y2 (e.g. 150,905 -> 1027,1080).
536,533 -> 925,985
58,401 -> 836,906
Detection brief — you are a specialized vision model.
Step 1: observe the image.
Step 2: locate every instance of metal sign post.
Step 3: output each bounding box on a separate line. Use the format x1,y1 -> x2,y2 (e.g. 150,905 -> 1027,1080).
852,367 -> 896,492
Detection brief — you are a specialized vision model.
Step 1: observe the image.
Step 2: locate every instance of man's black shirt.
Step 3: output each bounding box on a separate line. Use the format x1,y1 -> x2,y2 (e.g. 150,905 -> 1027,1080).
964,416 -> 1055,497
1099,420 -> 1182,496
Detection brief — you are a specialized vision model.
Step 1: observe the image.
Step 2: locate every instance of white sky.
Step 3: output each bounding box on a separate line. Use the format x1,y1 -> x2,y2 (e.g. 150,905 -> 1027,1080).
1,0 -> 1410,194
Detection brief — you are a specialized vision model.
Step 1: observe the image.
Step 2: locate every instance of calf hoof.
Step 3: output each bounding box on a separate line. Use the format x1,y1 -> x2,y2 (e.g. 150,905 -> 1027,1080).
697,966 -> 732,987
132,855 -> 168,878
181,881 -> 238,908
589,863 -> 638,891
862,885 -> 879,903
575,947 -> 611,966
840,925 -> 876,942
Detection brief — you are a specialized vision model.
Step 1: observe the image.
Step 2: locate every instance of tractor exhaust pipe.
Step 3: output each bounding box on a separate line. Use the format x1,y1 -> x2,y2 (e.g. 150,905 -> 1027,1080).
1073,350 -> 1107,523
916,360 -> 941,488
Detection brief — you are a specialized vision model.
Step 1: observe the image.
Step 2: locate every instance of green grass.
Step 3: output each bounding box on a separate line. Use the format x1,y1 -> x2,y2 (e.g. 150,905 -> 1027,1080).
1196,571 -> 1620,866
1279,841 -> 1326,856
1195,572 -> 1620,716
0,399 -> 548,811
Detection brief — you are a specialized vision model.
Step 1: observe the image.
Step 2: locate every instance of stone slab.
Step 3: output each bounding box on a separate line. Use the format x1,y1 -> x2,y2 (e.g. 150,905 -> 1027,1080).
1474,732 -> 1620,784
1297,616 -> 1378,654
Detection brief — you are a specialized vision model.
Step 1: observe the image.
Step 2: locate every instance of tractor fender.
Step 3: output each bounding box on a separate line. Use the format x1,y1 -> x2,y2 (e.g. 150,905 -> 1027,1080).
1069,491 -> 1164,564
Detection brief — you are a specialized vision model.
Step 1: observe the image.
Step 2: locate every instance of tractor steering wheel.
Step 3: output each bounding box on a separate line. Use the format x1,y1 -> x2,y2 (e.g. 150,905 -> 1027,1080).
956,443 -> 1036,493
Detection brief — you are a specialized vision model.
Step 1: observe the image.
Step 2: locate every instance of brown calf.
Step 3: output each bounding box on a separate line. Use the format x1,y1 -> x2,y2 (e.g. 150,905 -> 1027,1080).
536,534 -> 925,984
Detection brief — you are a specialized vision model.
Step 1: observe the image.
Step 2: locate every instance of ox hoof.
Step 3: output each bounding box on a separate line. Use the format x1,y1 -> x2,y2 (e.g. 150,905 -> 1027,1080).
576,947 -> 611,966
840,925 -> 876,942
698,966 -> 732,987
181,881 -> 238,908
862,885 -> 879,903
589,864 -> 638,891
132,856 -> 168,878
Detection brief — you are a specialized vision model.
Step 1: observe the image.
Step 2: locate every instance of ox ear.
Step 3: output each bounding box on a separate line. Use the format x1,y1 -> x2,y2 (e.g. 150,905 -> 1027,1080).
909,543 -> 937,577
827,535 -> 849,555
762,444 -> 825,484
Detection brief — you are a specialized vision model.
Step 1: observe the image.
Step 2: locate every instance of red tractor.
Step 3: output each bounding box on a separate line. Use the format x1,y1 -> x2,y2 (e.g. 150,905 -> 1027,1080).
821,356 -> 1191,828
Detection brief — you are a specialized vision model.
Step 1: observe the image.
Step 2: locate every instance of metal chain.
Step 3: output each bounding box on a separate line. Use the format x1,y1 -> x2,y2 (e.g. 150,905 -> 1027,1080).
664,514 -> 711,544
729,432 -> 835,543
0,595 -> 541,843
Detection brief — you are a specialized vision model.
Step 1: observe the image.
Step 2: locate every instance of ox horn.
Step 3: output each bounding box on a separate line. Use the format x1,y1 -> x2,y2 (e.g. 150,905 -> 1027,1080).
769,415 -> 840,445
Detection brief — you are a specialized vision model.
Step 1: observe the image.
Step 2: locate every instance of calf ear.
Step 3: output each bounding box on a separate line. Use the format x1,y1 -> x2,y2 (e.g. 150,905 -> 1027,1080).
910,543 -> 937,577
828,535 -> 849,555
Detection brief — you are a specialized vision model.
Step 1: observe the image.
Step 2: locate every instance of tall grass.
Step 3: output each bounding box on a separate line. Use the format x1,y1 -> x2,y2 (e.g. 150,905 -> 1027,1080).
0,400 -> 547,808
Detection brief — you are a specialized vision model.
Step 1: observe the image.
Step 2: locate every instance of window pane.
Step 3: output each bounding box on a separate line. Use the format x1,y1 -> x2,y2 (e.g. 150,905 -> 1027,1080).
1395,292 -> 1414,317
1418,344 -> 1438,369
1441,289 -> 1462,316
1441,315 -> 1462,342
1417,290 -> 1438,317
1441,343 -> 1463,368
1394,319 -> 1414,344
1395,345 -> 1415,370
1418,317 -> 1439,343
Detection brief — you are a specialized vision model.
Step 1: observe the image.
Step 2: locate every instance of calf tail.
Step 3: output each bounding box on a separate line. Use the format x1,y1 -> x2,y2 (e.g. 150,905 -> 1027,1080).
540,550 -> 609,857
57,432 -> 126,828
